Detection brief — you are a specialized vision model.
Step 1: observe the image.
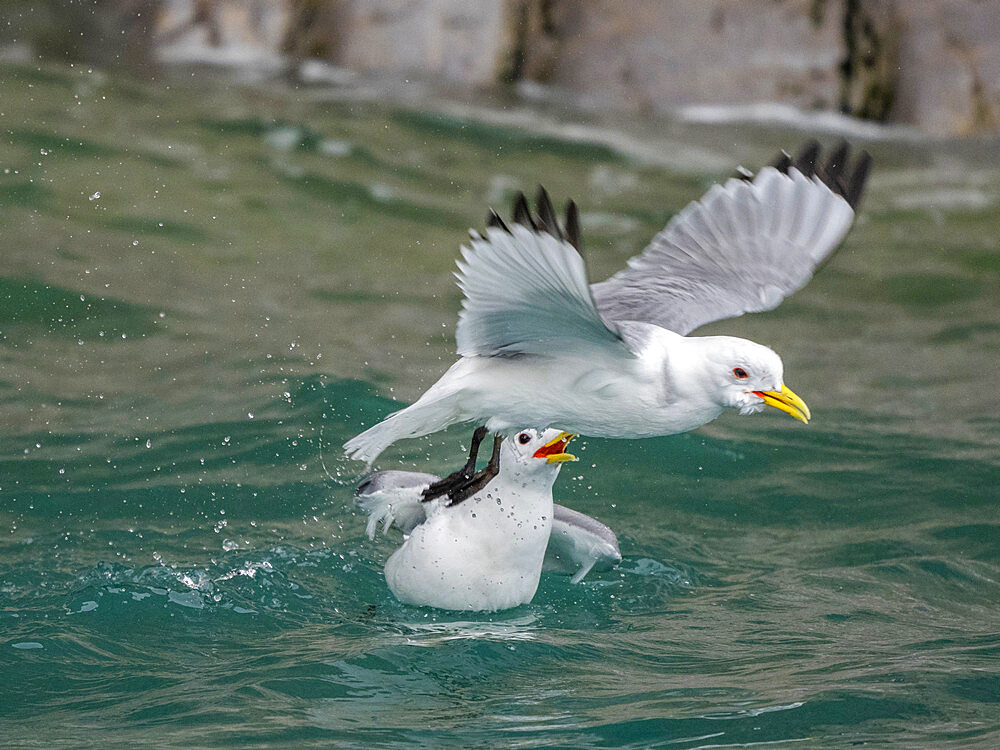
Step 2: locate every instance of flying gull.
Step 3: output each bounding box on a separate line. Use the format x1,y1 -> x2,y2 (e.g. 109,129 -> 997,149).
345,141 -> 871,466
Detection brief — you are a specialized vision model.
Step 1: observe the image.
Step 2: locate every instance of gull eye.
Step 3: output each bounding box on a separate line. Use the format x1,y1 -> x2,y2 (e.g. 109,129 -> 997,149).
518,432 -> 531,445
733,367 -> 749,380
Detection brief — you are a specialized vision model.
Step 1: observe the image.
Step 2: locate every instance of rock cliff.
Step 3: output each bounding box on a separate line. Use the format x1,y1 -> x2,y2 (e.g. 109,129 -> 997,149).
4,0 -> 999,136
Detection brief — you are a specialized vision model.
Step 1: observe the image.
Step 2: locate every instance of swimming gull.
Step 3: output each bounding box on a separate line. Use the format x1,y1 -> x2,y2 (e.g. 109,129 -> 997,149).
357,429 -> 619,610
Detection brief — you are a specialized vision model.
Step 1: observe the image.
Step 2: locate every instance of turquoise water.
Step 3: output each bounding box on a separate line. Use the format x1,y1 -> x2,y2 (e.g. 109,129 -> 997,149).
2,63 -> 1000,747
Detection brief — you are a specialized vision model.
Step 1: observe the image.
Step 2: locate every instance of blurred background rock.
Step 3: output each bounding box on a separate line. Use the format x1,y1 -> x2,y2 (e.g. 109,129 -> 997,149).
2,0 -> 998,136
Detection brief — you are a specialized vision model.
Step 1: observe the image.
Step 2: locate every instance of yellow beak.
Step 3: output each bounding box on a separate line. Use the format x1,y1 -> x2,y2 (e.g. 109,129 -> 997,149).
753,384 -> 811,424
533,431 -> 578,463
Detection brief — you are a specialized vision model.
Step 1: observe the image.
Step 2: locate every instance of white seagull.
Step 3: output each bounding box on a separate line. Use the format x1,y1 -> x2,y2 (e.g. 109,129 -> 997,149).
345,141 -> 871,464
357,429 -> 620,610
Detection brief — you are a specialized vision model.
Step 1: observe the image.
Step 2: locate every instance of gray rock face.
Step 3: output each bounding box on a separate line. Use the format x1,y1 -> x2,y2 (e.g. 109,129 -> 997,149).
892,0 -> 1000,136
156,0 -> 510,83
156,0 -> 289,68
8,0 -> 1000,135
536,1 -> 844,116
332,1 -> 508,84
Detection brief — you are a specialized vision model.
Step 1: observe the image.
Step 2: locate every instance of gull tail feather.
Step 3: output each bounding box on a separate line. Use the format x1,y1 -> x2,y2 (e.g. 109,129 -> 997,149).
343,391 -> 462,466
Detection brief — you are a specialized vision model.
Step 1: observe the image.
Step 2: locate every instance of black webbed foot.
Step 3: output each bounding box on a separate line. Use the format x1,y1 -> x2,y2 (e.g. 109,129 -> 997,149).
421,429 -> 502,507
421,426 -> 487,502
442,435 -> 502,506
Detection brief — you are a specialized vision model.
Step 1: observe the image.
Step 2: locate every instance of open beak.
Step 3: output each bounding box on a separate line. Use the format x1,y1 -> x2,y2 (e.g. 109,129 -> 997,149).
533,431 -> 578,463
752,384 -> 811,424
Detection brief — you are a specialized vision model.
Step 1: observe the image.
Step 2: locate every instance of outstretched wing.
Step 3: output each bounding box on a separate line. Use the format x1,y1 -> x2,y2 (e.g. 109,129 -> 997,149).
455,217 -> 630,358
590,142 -> 871,335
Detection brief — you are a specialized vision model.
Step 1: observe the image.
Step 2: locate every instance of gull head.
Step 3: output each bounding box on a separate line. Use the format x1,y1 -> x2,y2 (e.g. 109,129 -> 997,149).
694,336 -> 811,424
500,428 -> 578,485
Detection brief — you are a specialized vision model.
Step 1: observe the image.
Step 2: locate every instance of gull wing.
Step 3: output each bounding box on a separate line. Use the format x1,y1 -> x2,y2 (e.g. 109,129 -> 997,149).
590,142 -> 871,335
355,470 -> 438,539
455,224 -> 631,358
543,504 -> 622,584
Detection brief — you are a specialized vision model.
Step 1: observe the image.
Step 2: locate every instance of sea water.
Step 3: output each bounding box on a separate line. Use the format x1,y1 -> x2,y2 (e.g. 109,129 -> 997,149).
1,63 -> 999,748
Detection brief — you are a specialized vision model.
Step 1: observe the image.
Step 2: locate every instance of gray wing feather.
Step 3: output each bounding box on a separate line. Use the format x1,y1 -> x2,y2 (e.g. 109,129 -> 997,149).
356,470 -> 439,495
590,164 -> 860,335
543,504 -> 621,583
455,226 -> 629,358
355,470 -> 439,539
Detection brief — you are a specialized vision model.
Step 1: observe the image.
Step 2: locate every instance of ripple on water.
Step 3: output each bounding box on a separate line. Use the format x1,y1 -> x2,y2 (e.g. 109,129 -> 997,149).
3,60 -> 1000,748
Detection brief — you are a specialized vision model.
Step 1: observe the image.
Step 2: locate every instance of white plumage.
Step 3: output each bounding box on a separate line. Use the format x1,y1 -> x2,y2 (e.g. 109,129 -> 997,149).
356,429 -> 620,610
344,143 -> 869,464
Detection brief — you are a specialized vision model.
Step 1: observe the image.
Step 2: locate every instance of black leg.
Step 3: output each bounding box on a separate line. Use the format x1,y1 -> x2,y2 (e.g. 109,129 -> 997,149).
486,433 -> 501,472
461,426 -> 489,478
421,426 -> 488,503
421,430 -> 503,507
443,435 -> 502,507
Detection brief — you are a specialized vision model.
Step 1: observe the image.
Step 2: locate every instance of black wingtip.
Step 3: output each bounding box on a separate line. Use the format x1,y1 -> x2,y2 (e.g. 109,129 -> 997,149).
512,192 -> 537,230
820,140 -> 850,187
770,150 -> 793,174
480,189 -> 584,253
793,140 -> 821,177
564,200 -> 581,252
486,208 -> 511,233
845,150 -> 872,210
535,185 -> 562,241
765,141 -> 871,211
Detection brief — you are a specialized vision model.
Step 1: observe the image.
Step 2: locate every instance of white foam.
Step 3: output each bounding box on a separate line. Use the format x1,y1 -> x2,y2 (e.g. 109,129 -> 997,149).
156,39 -> 285,75
891,187 -> 996,211
677,102 -> 924,141
298,60 -> 359,86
